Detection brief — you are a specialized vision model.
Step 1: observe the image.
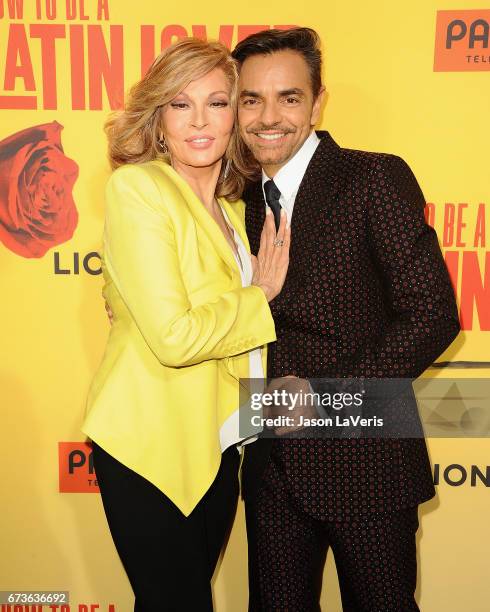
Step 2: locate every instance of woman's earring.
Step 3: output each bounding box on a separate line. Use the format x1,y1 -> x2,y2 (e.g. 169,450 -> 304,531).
223,158 -> 231,179
158,138 -> 168,154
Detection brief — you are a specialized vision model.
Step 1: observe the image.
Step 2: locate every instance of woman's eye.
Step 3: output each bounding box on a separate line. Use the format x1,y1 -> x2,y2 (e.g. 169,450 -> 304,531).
210,101 -> 229,107
170,102 -> 188,109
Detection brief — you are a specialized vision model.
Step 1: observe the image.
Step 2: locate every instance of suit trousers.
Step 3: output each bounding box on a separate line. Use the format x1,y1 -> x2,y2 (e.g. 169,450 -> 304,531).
92,442 -> 240,612
245,448 -> 420,612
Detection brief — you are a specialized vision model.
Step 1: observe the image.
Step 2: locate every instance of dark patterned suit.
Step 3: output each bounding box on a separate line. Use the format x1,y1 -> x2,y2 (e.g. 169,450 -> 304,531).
242,131 -> 460,611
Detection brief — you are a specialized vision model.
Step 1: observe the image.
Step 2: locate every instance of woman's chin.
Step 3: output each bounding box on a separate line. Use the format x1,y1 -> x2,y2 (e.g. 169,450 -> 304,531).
174,151 -> 227,170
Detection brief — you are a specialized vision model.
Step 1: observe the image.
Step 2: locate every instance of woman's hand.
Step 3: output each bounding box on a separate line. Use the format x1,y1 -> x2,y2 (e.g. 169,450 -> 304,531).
251,208 -> 291,302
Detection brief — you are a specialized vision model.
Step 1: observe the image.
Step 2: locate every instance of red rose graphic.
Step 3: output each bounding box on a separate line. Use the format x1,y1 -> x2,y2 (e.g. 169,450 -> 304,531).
0,121 -> 79,258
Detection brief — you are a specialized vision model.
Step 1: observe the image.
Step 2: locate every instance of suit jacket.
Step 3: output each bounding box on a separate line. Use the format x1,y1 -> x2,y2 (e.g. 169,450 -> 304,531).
241,131 -> 460,520
82,160 -> 276,517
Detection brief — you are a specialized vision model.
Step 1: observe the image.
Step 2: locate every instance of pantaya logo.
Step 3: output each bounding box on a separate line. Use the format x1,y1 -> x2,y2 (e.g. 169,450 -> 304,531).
59,441 -> 99,492
434,9 -> 490,71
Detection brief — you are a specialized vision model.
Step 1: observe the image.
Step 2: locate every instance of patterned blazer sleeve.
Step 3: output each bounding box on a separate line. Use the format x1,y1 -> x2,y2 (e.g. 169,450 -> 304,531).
342,154 -> 460,379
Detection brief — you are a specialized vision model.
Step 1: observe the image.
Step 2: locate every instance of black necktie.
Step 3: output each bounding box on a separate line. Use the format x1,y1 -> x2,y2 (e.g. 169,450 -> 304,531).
263,179 -> 282,231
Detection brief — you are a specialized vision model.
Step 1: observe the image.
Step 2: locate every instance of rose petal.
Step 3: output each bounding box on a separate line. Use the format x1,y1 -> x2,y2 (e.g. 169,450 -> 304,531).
0,121 -> 62,156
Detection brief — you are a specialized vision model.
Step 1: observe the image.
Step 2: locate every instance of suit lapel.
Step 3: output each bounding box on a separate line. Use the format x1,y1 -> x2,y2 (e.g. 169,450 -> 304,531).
289,131 -> 341,229
244,180 -> 266,255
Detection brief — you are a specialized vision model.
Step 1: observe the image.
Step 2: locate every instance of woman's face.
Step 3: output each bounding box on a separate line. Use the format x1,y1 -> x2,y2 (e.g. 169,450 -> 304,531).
160,67 -> 234,172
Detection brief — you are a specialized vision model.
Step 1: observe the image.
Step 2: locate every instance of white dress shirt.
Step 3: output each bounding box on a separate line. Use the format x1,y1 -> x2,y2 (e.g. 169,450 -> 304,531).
261,130 -> 325,417
218,205 -> 265,452
261,130 -> 321,222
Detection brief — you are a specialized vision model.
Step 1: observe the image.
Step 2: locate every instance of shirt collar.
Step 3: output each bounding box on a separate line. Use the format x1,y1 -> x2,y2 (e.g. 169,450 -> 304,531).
261,130 -> 320,203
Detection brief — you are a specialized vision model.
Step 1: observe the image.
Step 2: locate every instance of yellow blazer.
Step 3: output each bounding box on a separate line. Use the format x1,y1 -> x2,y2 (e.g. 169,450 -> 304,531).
82,159 -> 276,516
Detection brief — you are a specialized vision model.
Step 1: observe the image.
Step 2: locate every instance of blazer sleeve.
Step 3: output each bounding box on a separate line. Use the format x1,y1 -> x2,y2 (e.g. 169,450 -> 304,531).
337,154 -> 460,379
102,164 -> 276,367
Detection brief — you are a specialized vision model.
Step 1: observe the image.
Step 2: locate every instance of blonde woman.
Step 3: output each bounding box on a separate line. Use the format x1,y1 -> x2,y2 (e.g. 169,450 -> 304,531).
82,39 -> 290,610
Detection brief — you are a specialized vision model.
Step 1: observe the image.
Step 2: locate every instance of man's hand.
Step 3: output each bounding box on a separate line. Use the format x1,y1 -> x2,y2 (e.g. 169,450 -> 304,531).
262,375 -> 318,436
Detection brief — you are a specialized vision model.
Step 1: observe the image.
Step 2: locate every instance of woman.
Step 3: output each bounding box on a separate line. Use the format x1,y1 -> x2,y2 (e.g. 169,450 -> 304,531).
82,38 -> 290,611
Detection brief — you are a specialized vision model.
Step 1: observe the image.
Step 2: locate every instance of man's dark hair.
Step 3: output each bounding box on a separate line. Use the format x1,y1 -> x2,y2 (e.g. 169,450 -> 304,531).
231,27 -> 323,97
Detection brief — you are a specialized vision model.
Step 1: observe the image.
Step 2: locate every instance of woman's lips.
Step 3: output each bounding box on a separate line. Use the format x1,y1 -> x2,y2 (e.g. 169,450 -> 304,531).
185,135 -> 215,149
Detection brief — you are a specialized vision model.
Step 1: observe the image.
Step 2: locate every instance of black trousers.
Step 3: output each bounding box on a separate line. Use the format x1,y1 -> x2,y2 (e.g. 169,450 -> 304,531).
245,451 -> 420,612
92,442 -> 240,612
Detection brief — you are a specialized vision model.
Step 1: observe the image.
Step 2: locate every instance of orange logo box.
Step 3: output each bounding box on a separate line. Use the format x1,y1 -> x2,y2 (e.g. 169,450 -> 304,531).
58,441 -> 100,493
434,9 -> 490,71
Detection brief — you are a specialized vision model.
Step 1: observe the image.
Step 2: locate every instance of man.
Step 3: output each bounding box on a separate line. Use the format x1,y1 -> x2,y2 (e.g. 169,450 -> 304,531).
231,28 -> 460,611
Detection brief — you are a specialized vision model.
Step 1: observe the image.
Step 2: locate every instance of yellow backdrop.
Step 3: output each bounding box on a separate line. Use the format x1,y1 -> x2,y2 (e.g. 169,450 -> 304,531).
1,0 -> 488,610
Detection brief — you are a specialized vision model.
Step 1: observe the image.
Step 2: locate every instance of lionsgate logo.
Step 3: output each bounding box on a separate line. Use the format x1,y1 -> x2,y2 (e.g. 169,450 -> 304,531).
434,9 -> 490,71
434,463 -> 490,487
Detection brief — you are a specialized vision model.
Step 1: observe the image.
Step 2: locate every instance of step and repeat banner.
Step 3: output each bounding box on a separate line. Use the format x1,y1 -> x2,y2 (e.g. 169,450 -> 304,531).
1,1 -> 488,610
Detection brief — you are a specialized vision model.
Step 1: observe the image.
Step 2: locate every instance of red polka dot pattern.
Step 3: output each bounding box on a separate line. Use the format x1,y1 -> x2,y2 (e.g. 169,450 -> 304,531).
242,130 -> 461,521
246,452 -> 420,611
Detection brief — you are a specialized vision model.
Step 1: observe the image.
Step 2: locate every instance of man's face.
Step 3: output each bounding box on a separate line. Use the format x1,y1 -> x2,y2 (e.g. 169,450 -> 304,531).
237,50 -> 324,176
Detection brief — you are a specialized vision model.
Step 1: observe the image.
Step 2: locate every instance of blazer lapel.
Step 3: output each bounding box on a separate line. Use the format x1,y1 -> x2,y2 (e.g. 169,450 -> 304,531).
289,130 -> 342,231
244,180 -> 266,255
219,197 -> 251,253
154,160 -> 240,275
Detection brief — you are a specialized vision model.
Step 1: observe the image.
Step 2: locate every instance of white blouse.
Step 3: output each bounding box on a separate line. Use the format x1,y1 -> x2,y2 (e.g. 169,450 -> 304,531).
218,205 -> 265,451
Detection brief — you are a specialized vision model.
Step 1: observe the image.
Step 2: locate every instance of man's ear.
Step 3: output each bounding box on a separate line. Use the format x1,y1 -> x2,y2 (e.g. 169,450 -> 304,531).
311,86 -> 326,126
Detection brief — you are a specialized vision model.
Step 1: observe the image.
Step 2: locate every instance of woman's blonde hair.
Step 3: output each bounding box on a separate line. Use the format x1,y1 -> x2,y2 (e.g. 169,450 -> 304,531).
105,38 -> 256,201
